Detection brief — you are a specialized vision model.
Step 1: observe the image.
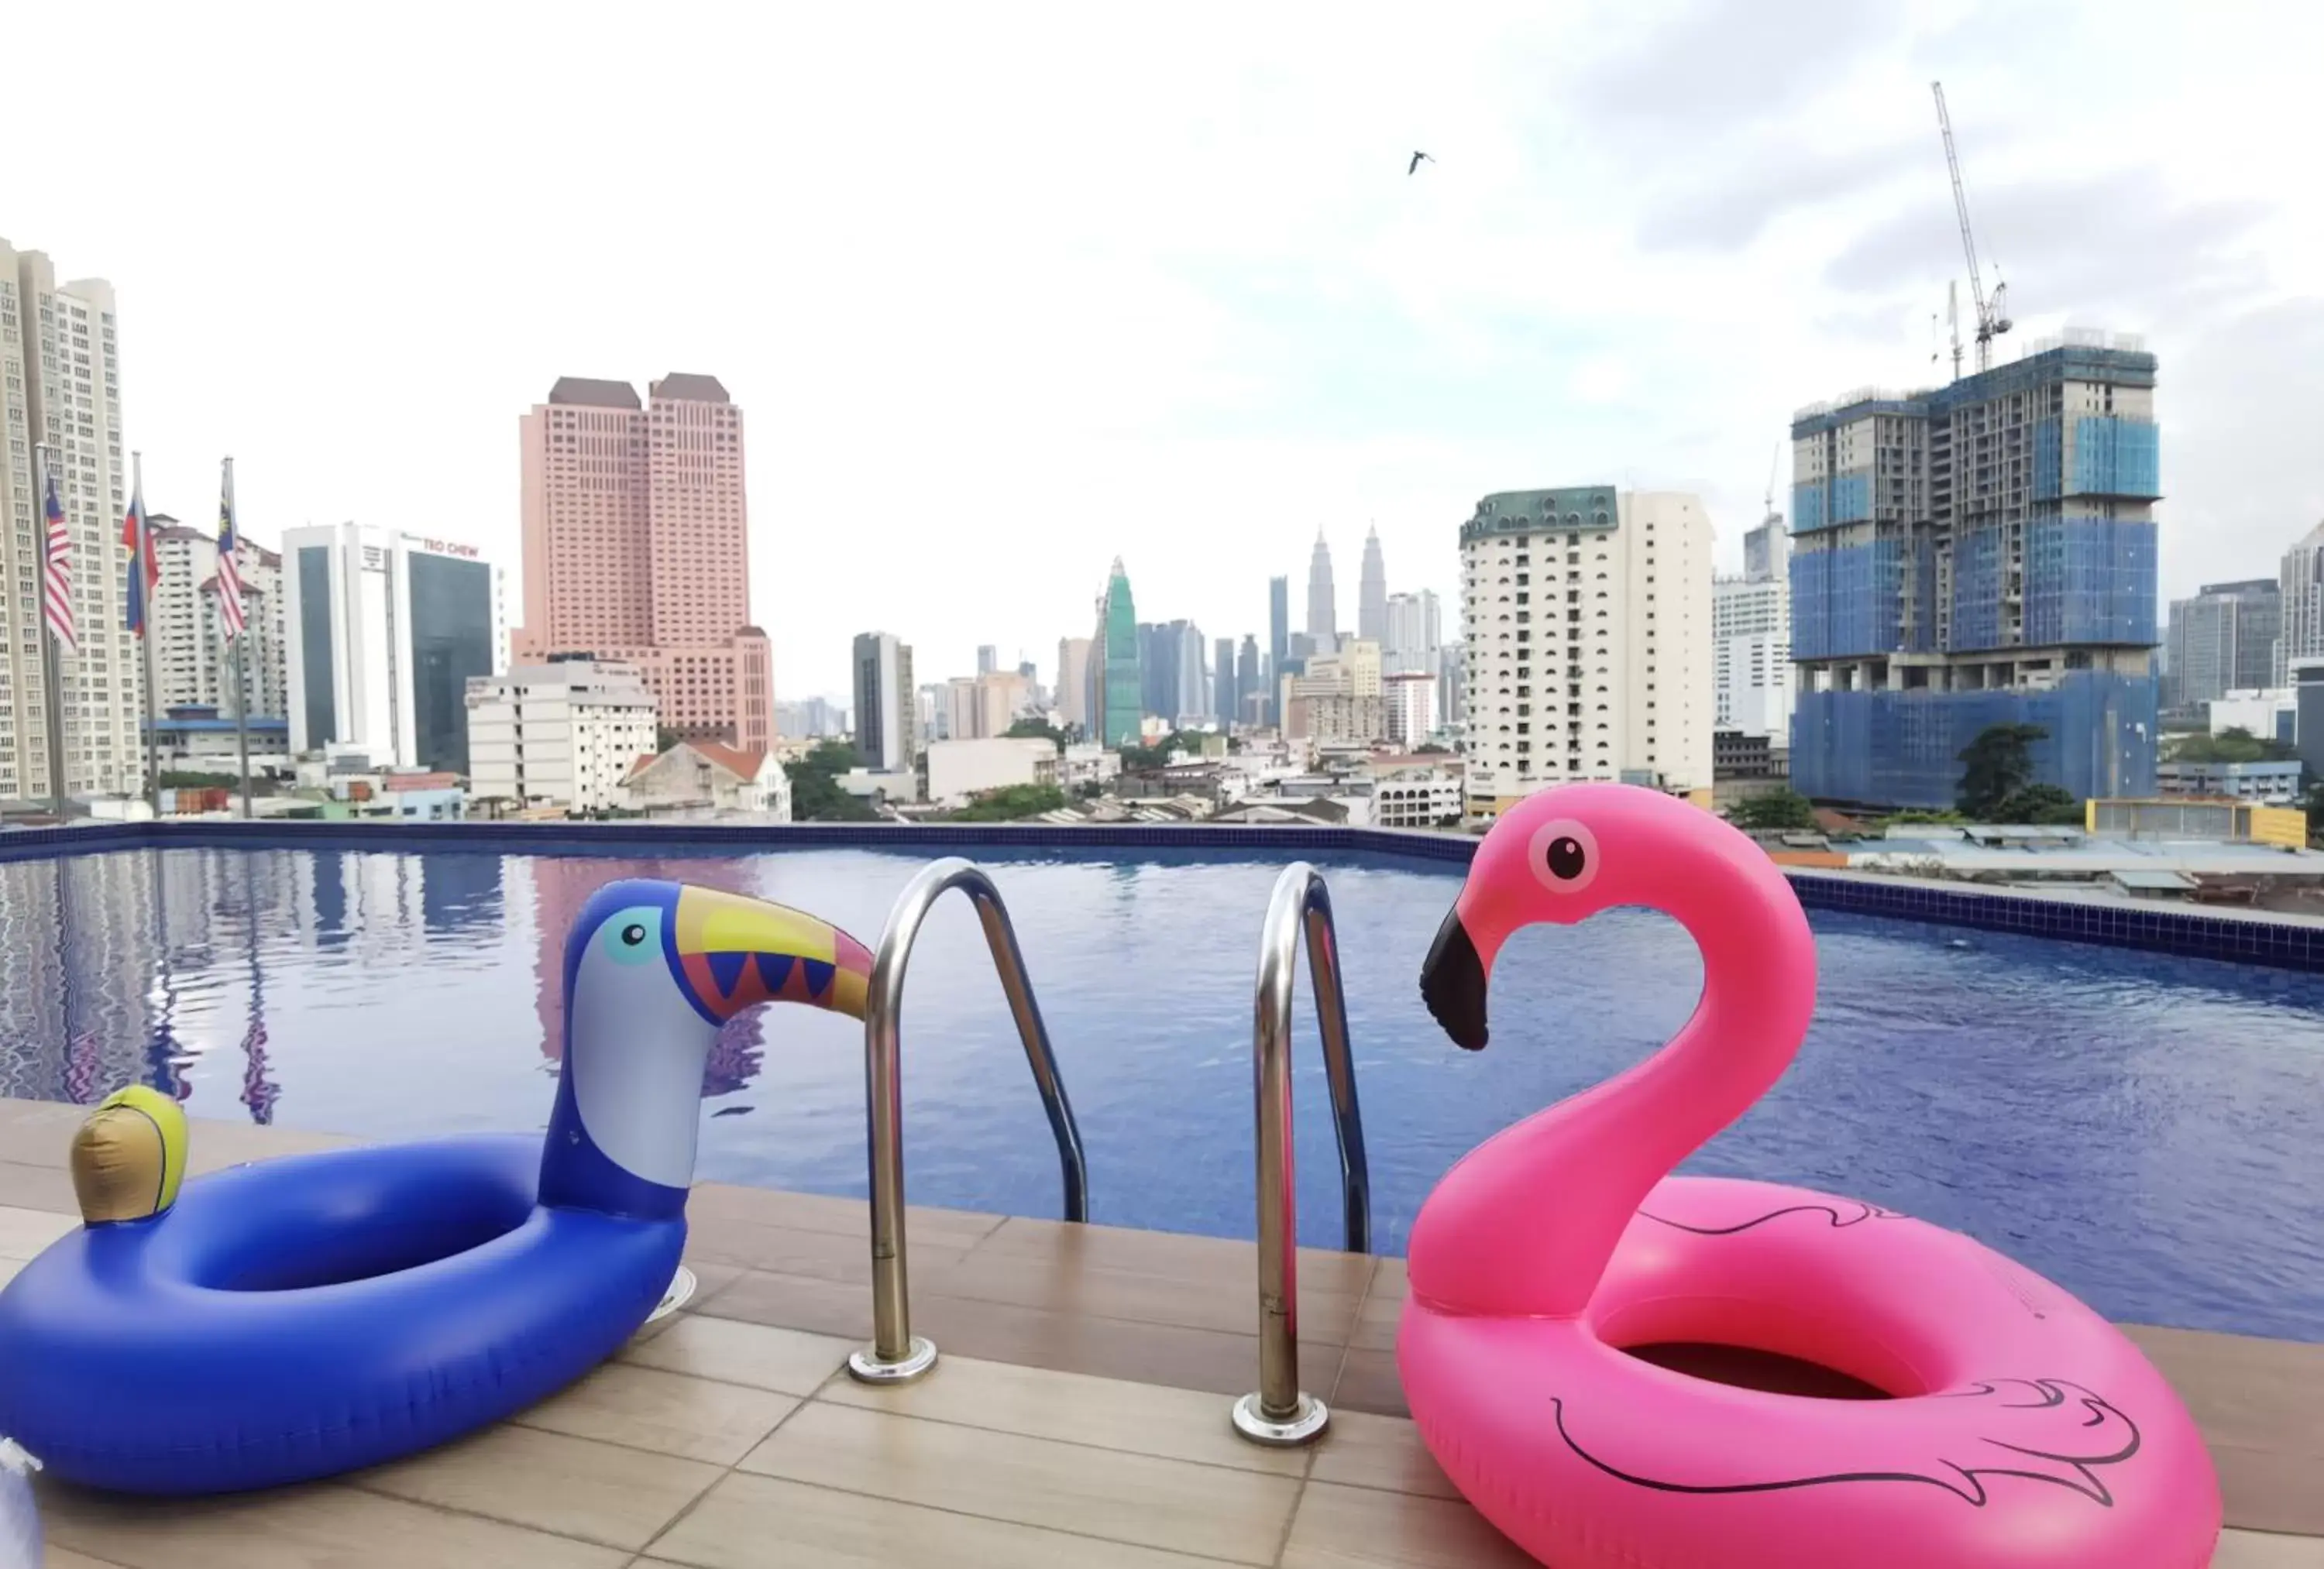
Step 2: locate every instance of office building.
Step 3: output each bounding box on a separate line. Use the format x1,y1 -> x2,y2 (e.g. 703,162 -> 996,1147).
1459,486 -> 1714,819
1212,636 -> 1239,730
1439,637 -> 1467,726
0,240 -> 138,800
2164,579 -> 2280,711
2276,522 -> 2324,685
283,523 -> 507,773
1267,575 -> 1289,682
1056,635 -> 1092,733
1138,619 -> 1210,725
1305,532 -> 1337,651
976,644 -> 999,676
1712,509 -> 1793,740
465,656 -> 658,813
1088,559 -> 1143,747
851,631 -> 916,771
513,373 -> 772,753
1358,526 -> 1388,644
150,515 -> 287,723
1236,636 -> 1262,728
1384,589 -> 1442,675
773,695 -> 845,739
1789,332 -> 2161,807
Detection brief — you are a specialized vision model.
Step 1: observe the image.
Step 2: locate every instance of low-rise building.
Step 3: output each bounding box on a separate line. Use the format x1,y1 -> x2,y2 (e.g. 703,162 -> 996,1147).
1713,730 -> 1788,781
2155,757 -> 2303,803
621,740 -> 791,820
466,657 -> 660,815
2209,688 -> 2297,745
926,736 -> 1056,807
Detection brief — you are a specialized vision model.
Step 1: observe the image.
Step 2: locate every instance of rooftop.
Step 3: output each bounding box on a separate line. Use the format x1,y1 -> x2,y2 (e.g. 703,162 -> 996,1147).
2,1102 -> 2315,1566
545,377 -> 642,410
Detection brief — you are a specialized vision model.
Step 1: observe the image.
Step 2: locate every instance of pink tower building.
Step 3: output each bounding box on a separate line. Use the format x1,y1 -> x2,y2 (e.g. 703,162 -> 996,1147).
514,374 -> 772,752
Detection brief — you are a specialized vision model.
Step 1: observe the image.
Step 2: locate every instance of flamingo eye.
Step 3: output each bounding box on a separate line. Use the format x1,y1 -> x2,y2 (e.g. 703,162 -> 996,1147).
1527,818 -> 1599,894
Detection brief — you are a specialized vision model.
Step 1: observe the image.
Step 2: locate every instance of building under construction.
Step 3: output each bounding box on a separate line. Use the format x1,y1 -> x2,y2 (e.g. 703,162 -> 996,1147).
1787,331 -> 2162,808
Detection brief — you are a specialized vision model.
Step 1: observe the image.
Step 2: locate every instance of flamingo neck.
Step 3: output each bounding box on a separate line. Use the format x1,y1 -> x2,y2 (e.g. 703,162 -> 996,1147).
1408,872 -> 1814,1320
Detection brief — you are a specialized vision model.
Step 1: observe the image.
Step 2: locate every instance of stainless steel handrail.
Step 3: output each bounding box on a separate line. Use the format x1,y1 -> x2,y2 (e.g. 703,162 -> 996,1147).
846,857 -> 1089,1385
1231,861 -> 1372,1446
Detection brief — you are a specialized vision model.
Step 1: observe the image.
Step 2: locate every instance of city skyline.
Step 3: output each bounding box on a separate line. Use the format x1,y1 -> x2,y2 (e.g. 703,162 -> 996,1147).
8,6 -> 2322,699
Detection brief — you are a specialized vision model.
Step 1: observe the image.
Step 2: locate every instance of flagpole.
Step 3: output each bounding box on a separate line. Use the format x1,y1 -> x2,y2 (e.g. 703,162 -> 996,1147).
33,444 -> 69,819
225,457 -> 252,820
132,451 -> 160,819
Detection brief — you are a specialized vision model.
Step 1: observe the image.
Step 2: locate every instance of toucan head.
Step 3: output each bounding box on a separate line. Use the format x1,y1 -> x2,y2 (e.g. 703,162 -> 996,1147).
544,878 -> 872,1217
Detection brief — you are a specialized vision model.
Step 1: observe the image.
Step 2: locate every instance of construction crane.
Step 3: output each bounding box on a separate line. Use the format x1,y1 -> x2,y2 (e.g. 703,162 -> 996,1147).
1932,81 -> 2011,375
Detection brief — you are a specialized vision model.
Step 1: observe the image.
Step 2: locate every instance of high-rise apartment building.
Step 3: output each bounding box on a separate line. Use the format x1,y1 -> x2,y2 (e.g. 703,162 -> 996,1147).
150,516 -> 287,723
1358,526 -> 1388,644
1088,559 -> 1142,747
1055,636 -> 1092,733
1789,333 -> 2161,806
282,524 -> 507,772
942,670 -> 1027,740
976,644 -> 998,676
514,374 -> 772,754
1384,671 -> 1438,746
465,657 -> 659,813
2164,579 -> 2279,710
1459,486 -> 1714,819
1712,510 -> 1793,740
2275,522 -> 2324,685
0,241 -> 138,801
1305,532 -> 1337,651
851,631 -> 916,771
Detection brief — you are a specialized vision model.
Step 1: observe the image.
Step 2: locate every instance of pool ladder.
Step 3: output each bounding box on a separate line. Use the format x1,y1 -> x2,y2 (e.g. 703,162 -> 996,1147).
1231,861 -> 1373,1446
845,857 -> 1089,1385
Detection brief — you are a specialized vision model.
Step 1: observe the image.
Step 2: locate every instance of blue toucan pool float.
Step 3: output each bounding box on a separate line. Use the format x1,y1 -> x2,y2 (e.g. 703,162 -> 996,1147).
0,879 -> 873,1495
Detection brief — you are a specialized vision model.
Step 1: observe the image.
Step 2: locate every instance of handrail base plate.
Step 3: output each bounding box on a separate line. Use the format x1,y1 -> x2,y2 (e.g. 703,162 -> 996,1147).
847,1337 -> 939,1386
1230,1390 -> 1329,1447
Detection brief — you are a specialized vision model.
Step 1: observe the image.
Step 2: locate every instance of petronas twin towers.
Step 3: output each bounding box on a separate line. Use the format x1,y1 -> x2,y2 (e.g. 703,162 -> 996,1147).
1305,525 -> 1387,651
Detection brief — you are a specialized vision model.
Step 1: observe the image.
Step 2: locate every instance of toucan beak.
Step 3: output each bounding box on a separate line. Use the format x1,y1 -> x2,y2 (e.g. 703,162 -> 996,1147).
673,886 -> 873,1023
1419,901 -> 1490,1052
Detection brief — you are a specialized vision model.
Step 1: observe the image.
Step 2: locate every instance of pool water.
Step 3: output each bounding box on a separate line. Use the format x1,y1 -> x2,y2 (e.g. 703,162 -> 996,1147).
2,843 -> 2320,1342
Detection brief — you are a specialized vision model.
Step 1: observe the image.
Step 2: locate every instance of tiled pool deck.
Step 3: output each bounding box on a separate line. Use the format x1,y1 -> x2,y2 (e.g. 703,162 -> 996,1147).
1,1100 -> 2317,1568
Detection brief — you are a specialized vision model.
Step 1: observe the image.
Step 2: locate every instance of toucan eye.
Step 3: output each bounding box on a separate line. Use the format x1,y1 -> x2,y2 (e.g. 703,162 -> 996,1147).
621,924 -> 648,946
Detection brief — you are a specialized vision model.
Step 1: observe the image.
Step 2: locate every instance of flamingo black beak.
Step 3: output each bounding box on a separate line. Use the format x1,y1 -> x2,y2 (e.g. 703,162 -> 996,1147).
1420,903 -> 1490,1052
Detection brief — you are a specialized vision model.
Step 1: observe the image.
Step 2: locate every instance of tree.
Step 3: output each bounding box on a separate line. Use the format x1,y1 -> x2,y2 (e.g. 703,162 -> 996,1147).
1004,719 -> 1071,753
655,726 -> 685,753
2167,726 -> 2296,764
1726,789 -> 1818,832
947,783 -> 1067,822
1955,723 -> 2047,819
1992,784 -> 2083,826
783,739 -> 877,822
1415,741 -> 1451,754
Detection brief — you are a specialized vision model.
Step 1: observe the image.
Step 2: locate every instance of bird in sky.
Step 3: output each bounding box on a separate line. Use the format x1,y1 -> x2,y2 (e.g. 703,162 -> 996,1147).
1408,150 -> 1434,175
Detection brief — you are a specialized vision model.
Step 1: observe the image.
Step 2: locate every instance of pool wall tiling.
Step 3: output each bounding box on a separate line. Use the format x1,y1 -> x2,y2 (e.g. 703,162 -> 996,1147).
5,819 -> 2321,973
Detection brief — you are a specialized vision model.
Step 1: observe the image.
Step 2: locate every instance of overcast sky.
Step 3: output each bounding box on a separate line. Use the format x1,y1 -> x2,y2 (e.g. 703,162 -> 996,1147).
12,0 -> 2320,700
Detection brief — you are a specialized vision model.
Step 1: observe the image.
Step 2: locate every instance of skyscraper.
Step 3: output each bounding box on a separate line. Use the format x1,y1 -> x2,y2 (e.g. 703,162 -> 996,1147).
1789,333 -> 2160,806
851,631 -> 916,771
1712,508 -> 1793,740
976,644 -> 998,676
2276,522 -> 2324,685
1236,636 -> 1262,727
1459,487 -> 1714,819
1214,636 -> 1239,729
1,240 -> 138,800
1056,636 -> 1092,732
1088,558 -> 1142,747
282,524 -> 507,771
1305,532 -> 1337,651
514,374 -> 772,753
2163,579 -> 2279,709
1358,525 -> 1388,644
1383,589 -> 1442,675
1268,575 -> 1289,673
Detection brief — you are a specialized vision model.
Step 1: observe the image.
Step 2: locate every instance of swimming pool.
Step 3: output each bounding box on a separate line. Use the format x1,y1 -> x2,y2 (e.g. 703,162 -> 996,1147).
2,843 -> 2319,1342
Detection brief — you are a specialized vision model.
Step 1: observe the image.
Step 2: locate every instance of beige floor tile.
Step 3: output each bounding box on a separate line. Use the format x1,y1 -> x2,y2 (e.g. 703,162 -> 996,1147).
936,1241 -> 1364,1342
618,1312 -> 854,1396
0,1204 -> 77,1259
36,1478 -> 628,1569
978,1215 -> 1377,1297
513,1361 -> 801,1466
0,1255 -> 26,1290
1280,1479 -> 1535,1569
44,1548 -> 129,1568
645,1471 -> 1246,1569
1307,1409 -> 1458,1499
352,1423 -> 720,1553
681,1209 -> 977,1286
2216,1528 -> 2324,1567
819,1352 -> 1308,1476
738,1399 -> 1300,1565
1332,1348 -> 1408,1416
0,1159 -> 80,1216
689,1265 -> 875,1340
686,1181 -> 1002,1251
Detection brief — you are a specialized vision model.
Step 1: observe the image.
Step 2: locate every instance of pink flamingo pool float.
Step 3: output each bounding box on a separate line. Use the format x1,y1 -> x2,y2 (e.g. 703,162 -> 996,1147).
1403,783 -> 2223,1568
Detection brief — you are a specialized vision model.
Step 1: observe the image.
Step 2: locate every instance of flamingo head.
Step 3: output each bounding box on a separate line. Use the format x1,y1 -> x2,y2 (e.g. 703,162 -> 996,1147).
1421,783 -> 1727,1051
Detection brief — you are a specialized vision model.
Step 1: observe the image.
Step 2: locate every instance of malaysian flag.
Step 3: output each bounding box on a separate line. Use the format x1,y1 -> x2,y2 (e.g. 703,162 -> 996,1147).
40,468 -> 74,654
215,458 -> 246,640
